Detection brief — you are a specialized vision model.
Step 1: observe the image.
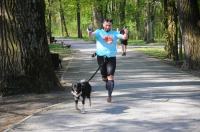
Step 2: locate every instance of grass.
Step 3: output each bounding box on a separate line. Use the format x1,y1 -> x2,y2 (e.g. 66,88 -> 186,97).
128,40 -> 146,46
128,40 -> 165,46
48,39 -> 167,60
134,47 -> 168,60
48,43 -> 71,57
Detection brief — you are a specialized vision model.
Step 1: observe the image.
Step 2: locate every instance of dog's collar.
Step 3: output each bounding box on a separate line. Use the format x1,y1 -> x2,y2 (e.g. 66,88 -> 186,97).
71,90 -> 82,97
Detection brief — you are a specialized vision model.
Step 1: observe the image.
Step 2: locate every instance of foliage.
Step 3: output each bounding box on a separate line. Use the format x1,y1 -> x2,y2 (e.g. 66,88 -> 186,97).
45,0 -> 165,40
44,0 -> 200,69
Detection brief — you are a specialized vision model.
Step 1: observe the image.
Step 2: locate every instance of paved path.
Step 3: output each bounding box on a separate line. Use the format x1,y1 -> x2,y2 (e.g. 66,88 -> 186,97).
6,40 -> 200,132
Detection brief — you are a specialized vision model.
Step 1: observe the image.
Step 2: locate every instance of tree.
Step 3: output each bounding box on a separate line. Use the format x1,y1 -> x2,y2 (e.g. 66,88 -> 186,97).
119,0 -> 126,28
93,0 -> 104,28
177,0 -> 200,69
0,0 -> 62,96
59,0 -> 69,37
163,0 -> 179,61
144,0 -> 157,43
46,0 -> 53,40
76,0 -> 82,38
135,0 -> 144,39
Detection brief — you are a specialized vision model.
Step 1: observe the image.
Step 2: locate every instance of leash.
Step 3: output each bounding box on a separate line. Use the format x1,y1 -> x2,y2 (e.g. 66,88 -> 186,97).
87,54 -> 106,82
87,64 -> 102,82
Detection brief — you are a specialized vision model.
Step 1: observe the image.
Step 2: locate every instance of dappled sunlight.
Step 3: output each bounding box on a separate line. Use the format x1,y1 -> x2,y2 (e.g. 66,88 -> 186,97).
79,48 -> 96,52
112,91 -> 131,96
9,41 -> 200,132
62,56 -> 72,61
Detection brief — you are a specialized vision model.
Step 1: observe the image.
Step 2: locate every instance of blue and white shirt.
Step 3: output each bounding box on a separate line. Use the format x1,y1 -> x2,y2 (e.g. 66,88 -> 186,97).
93,29 -> 123,57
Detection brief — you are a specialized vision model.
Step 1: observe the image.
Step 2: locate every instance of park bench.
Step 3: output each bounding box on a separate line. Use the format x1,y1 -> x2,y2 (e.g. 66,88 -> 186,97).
50,37 -> 57,43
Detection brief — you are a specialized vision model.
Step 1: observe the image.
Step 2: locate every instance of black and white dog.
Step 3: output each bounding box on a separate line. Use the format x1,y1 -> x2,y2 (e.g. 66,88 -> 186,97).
71,79 -> 92,113
71,53 -> 101,113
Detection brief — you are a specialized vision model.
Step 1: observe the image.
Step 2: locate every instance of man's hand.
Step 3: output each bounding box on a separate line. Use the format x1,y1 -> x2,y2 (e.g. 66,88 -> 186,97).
87,27 -> 92,32
91,52 -> 96,57
87,28 -> 93,37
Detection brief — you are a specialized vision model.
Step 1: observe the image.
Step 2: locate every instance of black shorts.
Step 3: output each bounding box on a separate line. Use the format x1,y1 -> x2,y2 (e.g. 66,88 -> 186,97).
121,40 -> 128,45
97,56 -> 116,77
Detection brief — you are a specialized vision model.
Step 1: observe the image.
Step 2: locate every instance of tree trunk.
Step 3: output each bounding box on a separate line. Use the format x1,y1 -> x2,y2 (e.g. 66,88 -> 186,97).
47,0 -> 52,43
93,0 -> 104,28
0,0 -> 62,96
59,0 -> 69,37
163,0 -> 179,61
119,0 -> 126,28
177,0 -> 200,69
0,0 -> 23,95
135,0 -> 143,40
76,0 -> 82,38
111,0 -> 119,24
103,0 -> 110,19
144,1 -> 155,43
178,26 -> 183,60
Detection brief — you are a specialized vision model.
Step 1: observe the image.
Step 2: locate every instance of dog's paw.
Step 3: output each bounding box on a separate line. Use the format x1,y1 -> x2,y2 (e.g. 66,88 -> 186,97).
76,107 -> 80,111
91,52 -> 96,57
81,108 -> 86,114
81,110 -> 86,114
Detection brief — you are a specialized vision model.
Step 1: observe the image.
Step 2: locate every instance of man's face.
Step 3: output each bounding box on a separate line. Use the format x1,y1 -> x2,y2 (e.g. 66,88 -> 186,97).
103,22 -> 112,32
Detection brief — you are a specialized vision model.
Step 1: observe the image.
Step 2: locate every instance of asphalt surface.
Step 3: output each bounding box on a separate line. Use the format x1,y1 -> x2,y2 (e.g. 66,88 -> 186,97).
5,39 -> 200,132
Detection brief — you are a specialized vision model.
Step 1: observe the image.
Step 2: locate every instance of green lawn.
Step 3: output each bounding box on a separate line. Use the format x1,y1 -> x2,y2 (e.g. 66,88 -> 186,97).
128,40 -> 165,46
49,40 -> 167,60
128,40 -> 146,45
134,47 -> 168,60
48,43 -> 71,57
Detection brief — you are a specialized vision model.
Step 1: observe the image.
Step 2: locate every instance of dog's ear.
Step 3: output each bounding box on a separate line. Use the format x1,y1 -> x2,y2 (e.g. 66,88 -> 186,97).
72,82 -> 79,90
72,83 -> 76,89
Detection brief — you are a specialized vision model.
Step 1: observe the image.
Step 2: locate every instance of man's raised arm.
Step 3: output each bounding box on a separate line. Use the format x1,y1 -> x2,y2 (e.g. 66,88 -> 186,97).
122,29 -> 128,40
87,28 -> 95,38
